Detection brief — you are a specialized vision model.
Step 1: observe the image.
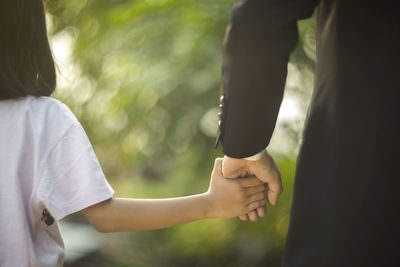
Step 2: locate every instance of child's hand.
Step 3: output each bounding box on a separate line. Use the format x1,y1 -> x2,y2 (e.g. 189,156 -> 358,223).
205,158 -> 268,219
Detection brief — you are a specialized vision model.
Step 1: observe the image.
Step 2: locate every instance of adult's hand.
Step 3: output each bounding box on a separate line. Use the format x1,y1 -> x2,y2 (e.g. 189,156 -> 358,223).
222,151 -> 282,222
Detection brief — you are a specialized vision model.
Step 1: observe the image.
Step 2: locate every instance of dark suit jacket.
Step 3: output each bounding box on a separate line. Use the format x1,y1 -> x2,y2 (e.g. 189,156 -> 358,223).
217,0 -> 400,266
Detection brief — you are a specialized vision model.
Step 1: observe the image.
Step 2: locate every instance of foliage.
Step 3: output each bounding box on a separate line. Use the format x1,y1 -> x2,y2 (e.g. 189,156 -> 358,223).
44,0 -> 316,265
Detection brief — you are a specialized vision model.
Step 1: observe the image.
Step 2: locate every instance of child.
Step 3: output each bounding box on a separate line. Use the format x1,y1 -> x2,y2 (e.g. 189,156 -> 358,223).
0,1 -> 267,266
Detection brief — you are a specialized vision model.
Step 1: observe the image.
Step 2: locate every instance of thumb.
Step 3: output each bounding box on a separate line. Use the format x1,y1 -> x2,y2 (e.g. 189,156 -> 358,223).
249,154 -> 283,205
266,178 -> 282,206
212,158 -> 224,176
222,156 -> 247,178
253,167 -> 282,205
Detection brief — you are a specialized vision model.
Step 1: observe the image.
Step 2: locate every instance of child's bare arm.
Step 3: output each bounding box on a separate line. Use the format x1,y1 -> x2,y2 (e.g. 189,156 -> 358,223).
81,158 -> 267,232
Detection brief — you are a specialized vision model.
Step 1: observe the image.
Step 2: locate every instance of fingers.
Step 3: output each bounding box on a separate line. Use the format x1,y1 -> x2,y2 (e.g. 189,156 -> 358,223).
237,175 -> 281,206
246,199 -> 268,213
244,184 -> 266,196
239,188 -> 267,222
241,152 -> 282,205
248,210 -> 258,222
239,206 -> 266,222
250,170 -> 282,205
239,214 -> 248,221
236,176 -> 265,187
256,206 -> 266,217
247,191 -> 267,203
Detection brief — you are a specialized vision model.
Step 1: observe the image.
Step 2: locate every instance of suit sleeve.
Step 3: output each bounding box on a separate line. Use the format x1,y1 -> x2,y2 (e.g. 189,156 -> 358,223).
216,0 -> 319,158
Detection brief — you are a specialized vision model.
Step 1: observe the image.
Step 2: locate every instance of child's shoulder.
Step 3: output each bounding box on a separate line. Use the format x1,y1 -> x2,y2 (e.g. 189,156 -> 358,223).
26,95 -> 73,113
25,95 -> 78,124
21,96 -> 81,142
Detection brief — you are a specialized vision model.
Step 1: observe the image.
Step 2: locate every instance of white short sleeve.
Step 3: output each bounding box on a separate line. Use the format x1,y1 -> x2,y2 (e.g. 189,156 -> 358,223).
37,119 -> 114,220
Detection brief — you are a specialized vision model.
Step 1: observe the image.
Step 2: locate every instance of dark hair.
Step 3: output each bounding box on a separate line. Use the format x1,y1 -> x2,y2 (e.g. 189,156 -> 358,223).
0,0 -> 56,98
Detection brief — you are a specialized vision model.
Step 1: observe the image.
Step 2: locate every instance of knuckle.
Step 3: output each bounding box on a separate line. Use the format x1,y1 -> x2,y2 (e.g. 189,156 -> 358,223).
214,158 -> 222,168
245,205 -> 252,212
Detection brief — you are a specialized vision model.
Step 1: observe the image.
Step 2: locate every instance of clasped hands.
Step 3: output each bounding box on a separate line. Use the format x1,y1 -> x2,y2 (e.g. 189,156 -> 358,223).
222,151 -> 282,222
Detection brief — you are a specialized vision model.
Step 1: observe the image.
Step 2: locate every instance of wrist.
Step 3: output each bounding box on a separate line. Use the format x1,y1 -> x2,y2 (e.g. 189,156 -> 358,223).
202,191 -> 224,219
198,192 -> 214,219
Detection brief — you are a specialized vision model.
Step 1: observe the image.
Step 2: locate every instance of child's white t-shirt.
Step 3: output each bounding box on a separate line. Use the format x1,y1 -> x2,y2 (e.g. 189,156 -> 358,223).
0,96 -> 115,266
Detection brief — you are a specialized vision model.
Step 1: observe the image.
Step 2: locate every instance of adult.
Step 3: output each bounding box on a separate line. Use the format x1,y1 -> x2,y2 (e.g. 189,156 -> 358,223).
216,0 -> 400,266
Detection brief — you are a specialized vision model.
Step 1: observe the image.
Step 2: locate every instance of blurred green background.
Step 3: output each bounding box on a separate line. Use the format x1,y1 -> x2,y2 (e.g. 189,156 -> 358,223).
44,0 -> 316,266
